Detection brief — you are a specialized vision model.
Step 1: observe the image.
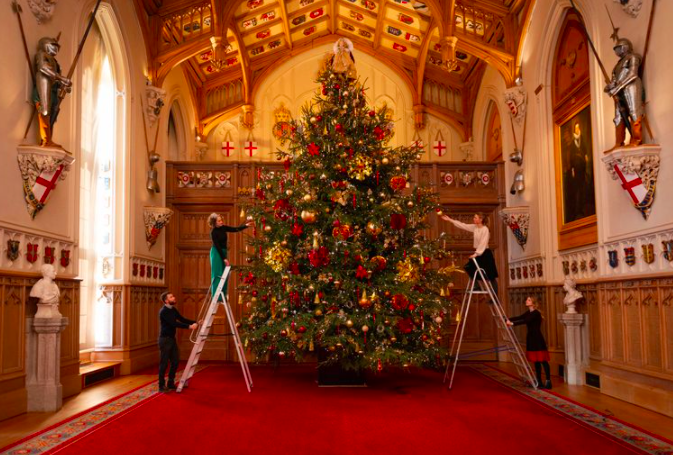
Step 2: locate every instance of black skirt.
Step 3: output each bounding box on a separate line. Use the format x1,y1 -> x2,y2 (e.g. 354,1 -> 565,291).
464,248 -> 499,281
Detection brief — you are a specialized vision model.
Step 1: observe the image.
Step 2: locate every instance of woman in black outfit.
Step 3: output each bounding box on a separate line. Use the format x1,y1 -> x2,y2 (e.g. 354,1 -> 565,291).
506,296 -> 552,389
208,213 -> 251,300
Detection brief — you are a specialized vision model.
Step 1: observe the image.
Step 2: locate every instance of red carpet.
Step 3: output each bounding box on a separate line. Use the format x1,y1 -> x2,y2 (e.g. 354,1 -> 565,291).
40,365 -> 649,455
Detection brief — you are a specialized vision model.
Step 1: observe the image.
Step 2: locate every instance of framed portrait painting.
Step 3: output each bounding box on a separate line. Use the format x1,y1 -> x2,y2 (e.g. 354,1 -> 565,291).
554,100 -> 597,250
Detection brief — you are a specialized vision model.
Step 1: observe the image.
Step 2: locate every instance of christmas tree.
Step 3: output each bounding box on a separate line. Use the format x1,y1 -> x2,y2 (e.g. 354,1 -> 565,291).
240,39 -> 457,372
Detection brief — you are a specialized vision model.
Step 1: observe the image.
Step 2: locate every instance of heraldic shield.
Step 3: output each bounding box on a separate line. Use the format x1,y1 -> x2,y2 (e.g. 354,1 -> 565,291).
6,240 -> 20,261
662,240 -> 673,262
624,247 -> 636,266
17,146 -> 75,219
642,243 -> 655,264
608,250 -> 619,268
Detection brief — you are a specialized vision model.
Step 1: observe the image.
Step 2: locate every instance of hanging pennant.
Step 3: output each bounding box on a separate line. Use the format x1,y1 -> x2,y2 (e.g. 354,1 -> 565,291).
221,130 -> 235,157
432,131 -> 447,157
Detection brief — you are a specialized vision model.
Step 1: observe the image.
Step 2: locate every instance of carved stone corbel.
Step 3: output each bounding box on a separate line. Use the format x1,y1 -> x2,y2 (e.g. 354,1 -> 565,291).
504,81 -> 527,125
27,0 -> 58,24
241,104 -> 255,130
499,206 -> 530,250
412,104 -> 425,130
17,146 -> 75,219
601,145 -> 660,220
440,36 -> 459,72
143,206 -> 173,250
145,85 -> 166,128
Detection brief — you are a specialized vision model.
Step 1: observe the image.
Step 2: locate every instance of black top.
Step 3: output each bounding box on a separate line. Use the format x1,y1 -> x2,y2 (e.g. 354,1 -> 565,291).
210,224 -> 248,261
509,309 -> 548,352
159,305 -> 195,338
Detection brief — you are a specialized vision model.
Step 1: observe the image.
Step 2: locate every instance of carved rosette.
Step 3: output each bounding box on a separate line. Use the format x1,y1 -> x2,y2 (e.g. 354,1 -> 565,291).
143,206 -> 173,250
601,145 -> 660,220
145,85 -> 166,127
27,0 -> 58,24
17,146 -> 75,219
504,84 -> 527,125
500,206 -> 530,250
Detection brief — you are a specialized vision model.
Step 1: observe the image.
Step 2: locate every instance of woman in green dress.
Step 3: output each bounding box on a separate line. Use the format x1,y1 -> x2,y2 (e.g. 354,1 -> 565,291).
208,213 -> 251,301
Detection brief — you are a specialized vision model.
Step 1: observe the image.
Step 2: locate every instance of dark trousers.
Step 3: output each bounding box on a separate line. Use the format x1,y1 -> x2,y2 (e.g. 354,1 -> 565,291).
158,336 -> 179,386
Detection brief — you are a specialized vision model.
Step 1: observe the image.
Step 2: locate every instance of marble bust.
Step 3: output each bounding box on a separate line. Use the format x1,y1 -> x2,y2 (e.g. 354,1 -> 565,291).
562,278 -> 583,314
30,264 -> 61,317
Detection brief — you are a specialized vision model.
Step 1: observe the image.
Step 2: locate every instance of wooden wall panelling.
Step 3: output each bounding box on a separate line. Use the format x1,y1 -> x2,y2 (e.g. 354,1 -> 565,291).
580,281 -> 602,361
1,276 -> 25,377
640,280 -> 662,371
622,281 -> 643,368
601,281 -> 625,363
662,279 -> 673,374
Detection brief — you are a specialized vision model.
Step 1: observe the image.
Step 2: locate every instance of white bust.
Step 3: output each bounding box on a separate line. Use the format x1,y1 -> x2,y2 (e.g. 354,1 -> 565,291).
562,278 -> 583,314
30,264 -> 61,317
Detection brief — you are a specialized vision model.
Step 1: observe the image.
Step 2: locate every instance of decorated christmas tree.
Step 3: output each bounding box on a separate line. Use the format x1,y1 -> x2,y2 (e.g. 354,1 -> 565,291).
240,39 -> 457,372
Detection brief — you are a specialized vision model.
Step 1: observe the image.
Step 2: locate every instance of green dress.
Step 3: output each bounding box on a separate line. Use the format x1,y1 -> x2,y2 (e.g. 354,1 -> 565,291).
209,223 -> 248,301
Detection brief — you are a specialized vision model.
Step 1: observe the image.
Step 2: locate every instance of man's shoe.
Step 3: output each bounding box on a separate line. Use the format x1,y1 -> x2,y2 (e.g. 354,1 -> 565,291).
544,380 -> 552,390
158,385 -> 168,393
167,384 -> 177,390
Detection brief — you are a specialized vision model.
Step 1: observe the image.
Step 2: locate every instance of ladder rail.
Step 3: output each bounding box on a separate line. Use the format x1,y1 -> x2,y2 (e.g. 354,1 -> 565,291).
446,258 -> 538,389
177,266 -> 253,393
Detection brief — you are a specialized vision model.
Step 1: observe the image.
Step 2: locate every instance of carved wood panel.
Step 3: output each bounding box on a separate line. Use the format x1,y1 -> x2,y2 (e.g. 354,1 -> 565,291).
622,282 -> 643,367
661,281 -> 673,374
640,283 -> 662,370
1,277 -> 25,376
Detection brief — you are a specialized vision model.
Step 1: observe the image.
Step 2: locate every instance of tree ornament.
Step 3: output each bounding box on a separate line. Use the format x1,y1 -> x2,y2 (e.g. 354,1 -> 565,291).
264,243 -> 292,272
303,194 -> 312,202
346,319 -> 354,328
366,221 -> 382,237
300,210 -> 317,223
389,175 -> 407,191
358,289 -> 371,308
310,116 -> 317,124
362,325 -> 369,333
368,110 -> 376,117
381,157 -> 390,165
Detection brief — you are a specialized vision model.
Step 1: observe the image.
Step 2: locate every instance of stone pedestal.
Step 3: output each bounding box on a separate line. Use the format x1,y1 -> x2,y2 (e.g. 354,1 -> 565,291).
25,316 -> 69,412
558,313 -> 588,385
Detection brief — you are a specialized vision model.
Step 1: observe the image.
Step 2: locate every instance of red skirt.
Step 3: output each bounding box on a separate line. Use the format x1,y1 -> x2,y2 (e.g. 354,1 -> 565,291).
526,350 -> 550,362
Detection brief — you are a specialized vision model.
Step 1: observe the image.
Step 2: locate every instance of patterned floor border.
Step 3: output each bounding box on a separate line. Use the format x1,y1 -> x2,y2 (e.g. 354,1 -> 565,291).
471,364 -> 673,455
0,366 -> 208,455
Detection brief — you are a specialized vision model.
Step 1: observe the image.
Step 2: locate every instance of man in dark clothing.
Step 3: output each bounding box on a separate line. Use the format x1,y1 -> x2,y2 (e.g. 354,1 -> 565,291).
158,291 -> 197,392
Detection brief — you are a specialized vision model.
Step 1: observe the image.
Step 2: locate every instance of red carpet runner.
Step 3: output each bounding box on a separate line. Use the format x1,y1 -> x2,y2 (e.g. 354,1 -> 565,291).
2,365 -> 671,455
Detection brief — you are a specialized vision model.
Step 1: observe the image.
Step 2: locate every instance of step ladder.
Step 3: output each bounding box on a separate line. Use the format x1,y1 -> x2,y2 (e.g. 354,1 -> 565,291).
177,266 -> 253,393
443,258 -> 537,390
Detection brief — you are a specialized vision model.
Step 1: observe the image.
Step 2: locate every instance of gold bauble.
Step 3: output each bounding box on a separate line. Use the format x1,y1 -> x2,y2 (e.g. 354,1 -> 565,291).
435,316 -> 443,324
359,296 -> 371,309
391,337 -> 397,342
281,240 -> 288,246
310,116 -> 317,124
303,194 -> 312,202
314,309 -> 323,316
346,319 -> 354,328
286,189 -> 294,196
335,342 -> 343,348
436,210 -> 443,216
300,210 -> 317,223
366,222 -> 382,236
266,183 -> 272,189
328,345 -> 336,352
264,225 -> 272,232
361,325 -> 369,333
381,157 -> 390,165
407,201 -> 414,208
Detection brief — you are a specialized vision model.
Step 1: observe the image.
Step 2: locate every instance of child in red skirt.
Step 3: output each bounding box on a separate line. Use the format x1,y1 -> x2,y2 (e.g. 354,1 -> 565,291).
506,296 -> 552,389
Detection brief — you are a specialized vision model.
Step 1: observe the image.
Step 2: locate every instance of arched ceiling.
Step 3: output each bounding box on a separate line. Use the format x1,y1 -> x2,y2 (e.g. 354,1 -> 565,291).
133,0 -> 533,138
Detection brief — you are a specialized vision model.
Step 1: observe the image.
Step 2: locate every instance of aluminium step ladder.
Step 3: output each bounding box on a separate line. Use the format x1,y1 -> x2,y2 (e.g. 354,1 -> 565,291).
177,266 -> 253,393
443,258 -> 537,390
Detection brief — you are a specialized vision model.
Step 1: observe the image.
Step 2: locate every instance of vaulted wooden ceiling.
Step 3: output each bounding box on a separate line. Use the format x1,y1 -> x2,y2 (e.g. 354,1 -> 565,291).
133,0 -> 533,138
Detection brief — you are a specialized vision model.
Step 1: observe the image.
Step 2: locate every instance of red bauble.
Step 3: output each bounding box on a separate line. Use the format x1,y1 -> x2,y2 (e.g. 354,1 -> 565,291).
252,290 -> 259,297
334,84 -> 341,90
396,317 -> 414,334
297,326 -> 307,333
316,115 -> 323,122
423,256 -> 431,264
389,175 -> 407,191
368,110 -> 376,117
391,294 -> 409,310
335,124 -> 343,133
